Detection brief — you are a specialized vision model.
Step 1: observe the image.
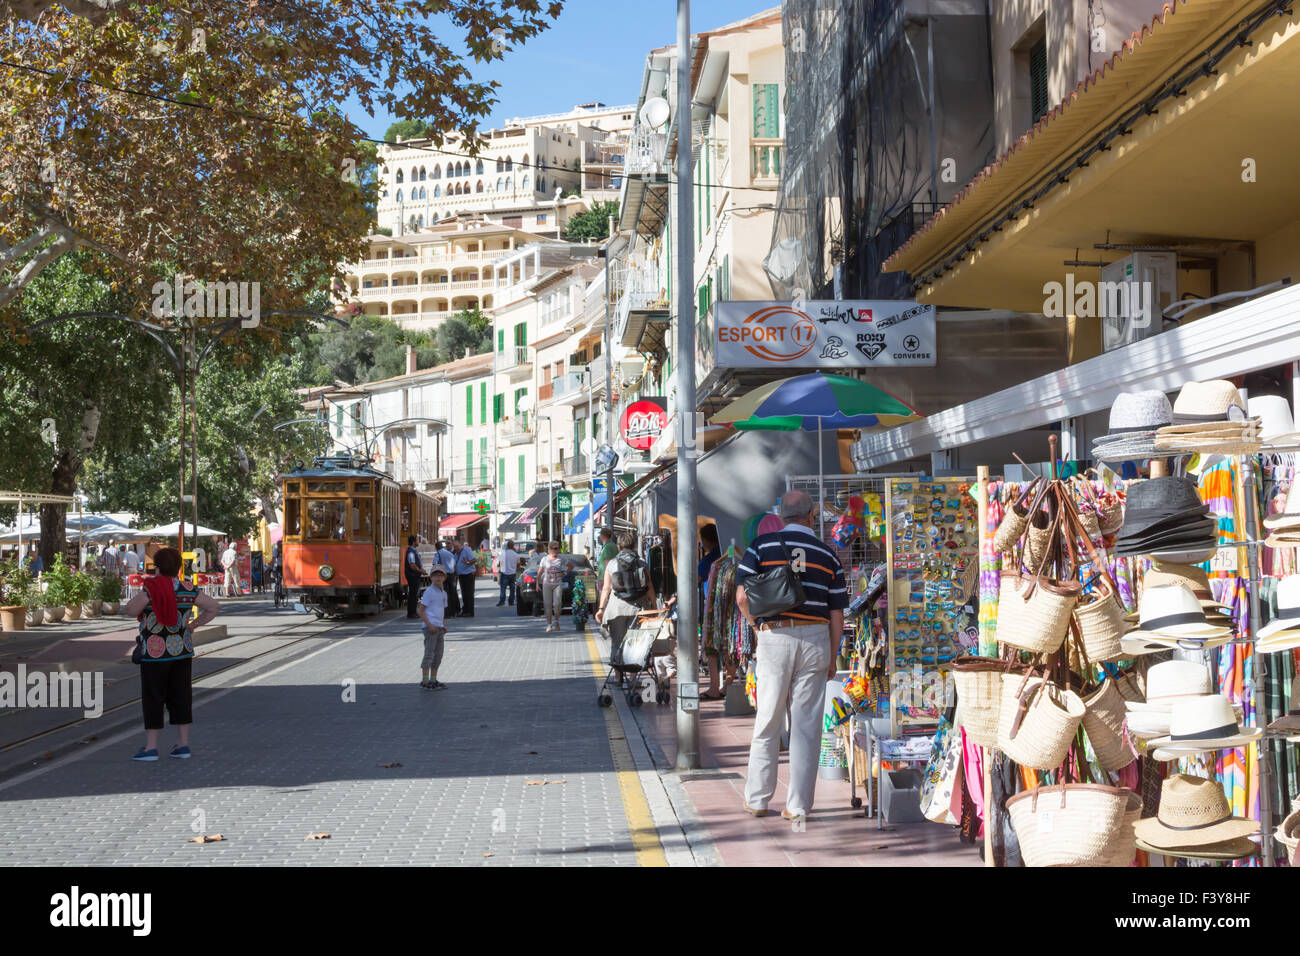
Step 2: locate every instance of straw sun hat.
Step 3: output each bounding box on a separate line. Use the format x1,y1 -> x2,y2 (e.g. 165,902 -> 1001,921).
1266,681 -> 1300,735
1119,584 -> 1231,657
1249,395 -> 1300,448
1124,659 -> 1219,738
1154,380 -> 1262,455
1254,575 -> 1300,652
1133,774 -> 1259,850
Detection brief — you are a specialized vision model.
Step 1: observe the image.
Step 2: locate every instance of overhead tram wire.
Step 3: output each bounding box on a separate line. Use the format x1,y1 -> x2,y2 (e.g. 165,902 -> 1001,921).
0,57 -> 776,193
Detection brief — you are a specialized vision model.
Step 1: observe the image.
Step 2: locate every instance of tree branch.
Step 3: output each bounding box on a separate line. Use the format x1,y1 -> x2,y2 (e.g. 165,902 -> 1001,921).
9,0 -> 126,25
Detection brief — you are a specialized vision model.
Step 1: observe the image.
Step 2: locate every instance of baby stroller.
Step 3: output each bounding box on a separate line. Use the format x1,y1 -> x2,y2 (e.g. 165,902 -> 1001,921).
597,610 -> 673,709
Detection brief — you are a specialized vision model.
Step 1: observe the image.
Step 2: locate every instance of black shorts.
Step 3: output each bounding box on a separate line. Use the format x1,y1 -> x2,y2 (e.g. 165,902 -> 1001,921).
140,658 -> 193,729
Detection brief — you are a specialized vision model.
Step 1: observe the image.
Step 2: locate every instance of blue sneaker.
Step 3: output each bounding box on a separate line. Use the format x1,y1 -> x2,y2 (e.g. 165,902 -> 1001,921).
169,746 -> 191,759
132,748 -> 158,762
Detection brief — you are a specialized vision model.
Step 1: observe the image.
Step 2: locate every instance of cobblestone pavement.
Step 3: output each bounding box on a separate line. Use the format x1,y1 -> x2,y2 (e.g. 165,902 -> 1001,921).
0,582 -> 649,866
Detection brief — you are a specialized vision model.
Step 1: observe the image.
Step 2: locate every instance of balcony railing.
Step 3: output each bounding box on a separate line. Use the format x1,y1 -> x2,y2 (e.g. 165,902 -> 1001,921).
562,454 -> 589,477
626,125 -> 669,175
501,417 -> 532,445
551,370 -> 587,400
588,354 -> 607,393
752,139 -> 783,184
450,467 -> 492,487
494,345 -> 531,373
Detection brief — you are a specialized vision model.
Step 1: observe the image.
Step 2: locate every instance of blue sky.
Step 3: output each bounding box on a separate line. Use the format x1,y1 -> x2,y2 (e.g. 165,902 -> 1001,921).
346,0 -> 776,139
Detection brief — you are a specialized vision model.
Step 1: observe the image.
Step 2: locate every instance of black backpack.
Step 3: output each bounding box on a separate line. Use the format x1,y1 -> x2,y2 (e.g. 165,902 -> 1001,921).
610,550 -> 650,602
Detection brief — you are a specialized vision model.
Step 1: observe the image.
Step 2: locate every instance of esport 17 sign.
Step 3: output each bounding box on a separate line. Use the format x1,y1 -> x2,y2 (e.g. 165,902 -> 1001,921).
714,301 -> 936,368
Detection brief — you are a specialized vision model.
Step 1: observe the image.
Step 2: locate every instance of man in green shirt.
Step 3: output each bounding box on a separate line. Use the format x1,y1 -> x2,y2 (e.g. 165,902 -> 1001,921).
596,528 -> 617,595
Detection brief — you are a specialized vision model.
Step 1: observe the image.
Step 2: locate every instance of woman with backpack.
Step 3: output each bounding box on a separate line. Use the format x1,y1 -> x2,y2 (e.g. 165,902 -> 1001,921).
594,531 -> 658,655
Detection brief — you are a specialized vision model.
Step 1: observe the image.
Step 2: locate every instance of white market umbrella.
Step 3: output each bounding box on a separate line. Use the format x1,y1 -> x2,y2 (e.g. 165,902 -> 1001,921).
138,521 -> 227,538
77,523 -> 151,543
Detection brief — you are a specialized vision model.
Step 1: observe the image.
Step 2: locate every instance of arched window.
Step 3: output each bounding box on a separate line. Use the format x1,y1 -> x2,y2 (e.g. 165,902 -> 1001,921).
417,215 -> 424,228
476,180 -> 483,193
420,186 -> 427,199
538,177 -> 546,193
522,153 -> 529,169
396,169 -> 404,183
495,157 -> 504,172
396,188 -> 403,202
458,161 -> 466,177
521,175 -> 530,191
476,159 -> 484,174
505,156 -> 513,170
433,164 -> 441,179
419,166 -> 426,181
434,185 -> 441,197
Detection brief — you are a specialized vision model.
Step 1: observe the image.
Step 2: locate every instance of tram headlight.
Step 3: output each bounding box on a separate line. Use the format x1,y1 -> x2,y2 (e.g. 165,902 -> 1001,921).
318,564 -> 335,581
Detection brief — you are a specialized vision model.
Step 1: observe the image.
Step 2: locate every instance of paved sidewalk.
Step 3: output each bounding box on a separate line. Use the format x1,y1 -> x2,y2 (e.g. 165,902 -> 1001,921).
626,668 -> 981,867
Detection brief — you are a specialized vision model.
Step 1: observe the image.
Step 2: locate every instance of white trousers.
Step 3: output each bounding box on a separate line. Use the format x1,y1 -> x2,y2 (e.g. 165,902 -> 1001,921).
744,622 -> 831,814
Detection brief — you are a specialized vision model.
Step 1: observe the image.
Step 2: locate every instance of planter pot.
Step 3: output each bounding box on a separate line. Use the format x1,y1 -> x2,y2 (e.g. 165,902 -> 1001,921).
64,604 -> 82,621
81,600 -> 101,618
103,601 -> 120,616
0,605 -> 26,632
43,606 -> 65,624
25,607 -> 43,627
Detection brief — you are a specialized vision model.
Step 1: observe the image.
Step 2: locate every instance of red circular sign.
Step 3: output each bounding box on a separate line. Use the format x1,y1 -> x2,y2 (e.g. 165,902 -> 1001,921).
620,399 -> 668,450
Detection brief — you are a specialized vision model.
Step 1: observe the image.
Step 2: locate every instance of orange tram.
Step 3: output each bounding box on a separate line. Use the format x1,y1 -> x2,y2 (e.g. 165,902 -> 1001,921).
281,455 -> 439,617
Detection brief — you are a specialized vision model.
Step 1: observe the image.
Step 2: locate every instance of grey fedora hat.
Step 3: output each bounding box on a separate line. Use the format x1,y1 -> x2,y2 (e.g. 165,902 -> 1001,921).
1104,390 -> 1174,435
1117,476 -> 1208,537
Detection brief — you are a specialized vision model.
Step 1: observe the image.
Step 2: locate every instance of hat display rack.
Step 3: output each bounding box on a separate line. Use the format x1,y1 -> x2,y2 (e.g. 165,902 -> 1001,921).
978,411 -> 1298,867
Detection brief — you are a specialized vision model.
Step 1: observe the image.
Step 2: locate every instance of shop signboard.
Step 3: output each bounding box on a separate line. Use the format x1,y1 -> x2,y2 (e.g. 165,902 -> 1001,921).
713,300 -> 937,368
620,397 -> 668,450
556,491 -> 573,514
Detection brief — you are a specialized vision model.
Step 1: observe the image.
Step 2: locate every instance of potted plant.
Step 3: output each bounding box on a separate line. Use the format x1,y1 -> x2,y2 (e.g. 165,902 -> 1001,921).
80,569 -> 103,617
44,555 -> 76,621
0,560 -> 28,632
99,574 -> 123,615
69,571 -> 96,619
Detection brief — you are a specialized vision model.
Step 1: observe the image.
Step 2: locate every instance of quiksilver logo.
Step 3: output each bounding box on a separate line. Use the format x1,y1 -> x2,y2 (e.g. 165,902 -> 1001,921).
49,886 -> 151,936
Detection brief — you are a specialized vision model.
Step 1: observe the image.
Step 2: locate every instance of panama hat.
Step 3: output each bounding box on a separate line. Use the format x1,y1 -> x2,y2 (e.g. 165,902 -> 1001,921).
1145,564 -> 1232,614
1263,482 -> 1300,530
1124,709 -> 1171,736
1168,380 -> 1249,425
1250,395 -> 1300,448
1130,584 -> 1231,640
1265,681 -> 1300,734
1255,576 -> 1300,640
1125,660 -> 1212,711
1134,836 -> 1258,861
1092,390 -> 1174,462
1116,476 -> 1208,534
1133,774 -> 1259,849
1147,694 -> 1263,755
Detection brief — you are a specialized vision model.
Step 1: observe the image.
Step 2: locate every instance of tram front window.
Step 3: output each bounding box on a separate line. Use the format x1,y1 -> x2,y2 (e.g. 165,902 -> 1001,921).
352,499 -> 373,542
305,500 -> 347,540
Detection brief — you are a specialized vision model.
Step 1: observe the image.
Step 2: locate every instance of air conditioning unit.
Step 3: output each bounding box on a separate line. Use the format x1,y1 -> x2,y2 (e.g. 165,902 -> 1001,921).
1100,252 -> 1178,352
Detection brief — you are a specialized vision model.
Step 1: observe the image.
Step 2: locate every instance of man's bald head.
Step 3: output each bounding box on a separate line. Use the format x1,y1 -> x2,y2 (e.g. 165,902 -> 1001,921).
779,489 -> 813,522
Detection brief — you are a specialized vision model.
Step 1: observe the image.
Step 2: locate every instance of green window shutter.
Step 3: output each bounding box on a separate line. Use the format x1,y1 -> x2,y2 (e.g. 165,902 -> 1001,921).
465,439 -> 473,476
518,454 -> 525,488
497,329 -> 505,352
479,437 -> 488,484
494,393 -> 503,423
465,385 -> 472,425
697,285 -> 708,320
479,382 -> 486,423
724,254 -> 730,300
499,457 -> 505,488
753,83 -> 779,137
1029,36 -> 1049,123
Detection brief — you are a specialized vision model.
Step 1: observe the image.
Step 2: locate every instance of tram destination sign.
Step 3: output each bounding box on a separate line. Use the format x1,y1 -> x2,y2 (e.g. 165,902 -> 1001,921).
714,301 -> 936,368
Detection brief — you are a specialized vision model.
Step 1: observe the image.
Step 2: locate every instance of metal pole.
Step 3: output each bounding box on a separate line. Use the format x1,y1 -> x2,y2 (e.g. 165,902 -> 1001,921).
588,368 -> 596,556
674,0 -> 700,770
603,216 -> 615,538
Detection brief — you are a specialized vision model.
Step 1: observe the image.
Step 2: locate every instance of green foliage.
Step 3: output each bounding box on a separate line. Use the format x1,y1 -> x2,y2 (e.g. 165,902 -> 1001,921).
0,561 -> 38,607
436,308 -> 493,361
42,554 -> 74,607
297,314 -> 441,386
99,574 -> 123,603
564,201 -> 620,242
384,119 -> 439,142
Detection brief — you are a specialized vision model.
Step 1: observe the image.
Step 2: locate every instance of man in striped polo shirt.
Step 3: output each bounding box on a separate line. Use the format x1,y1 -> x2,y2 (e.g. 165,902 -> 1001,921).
735,489 -> 847,822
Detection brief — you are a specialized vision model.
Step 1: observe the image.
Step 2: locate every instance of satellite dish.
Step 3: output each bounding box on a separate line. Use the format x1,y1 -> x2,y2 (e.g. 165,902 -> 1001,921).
582,437 -> 598,456
516,393 -> 535,413
640,97 -> 670,131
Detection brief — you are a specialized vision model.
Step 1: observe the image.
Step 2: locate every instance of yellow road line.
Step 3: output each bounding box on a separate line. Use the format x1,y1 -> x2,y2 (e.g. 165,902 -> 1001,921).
584,630 -> 667,867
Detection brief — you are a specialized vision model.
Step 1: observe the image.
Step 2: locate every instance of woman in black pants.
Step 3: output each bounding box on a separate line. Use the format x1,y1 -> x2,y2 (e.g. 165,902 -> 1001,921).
122,547 -> 220,761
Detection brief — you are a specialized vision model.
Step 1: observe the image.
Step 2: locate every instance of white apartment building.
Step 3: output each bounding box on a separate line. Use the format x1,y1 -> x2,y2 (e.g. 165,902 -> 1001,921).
340,219 -> 551,334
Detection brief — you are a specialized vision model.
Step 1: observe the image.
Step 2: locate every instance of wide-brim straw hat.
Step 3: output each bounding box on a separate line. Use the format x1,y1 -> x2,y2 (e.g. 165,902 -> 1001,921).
1127,660 -> 1211,707
1276,807 -> 1300,855
1092,435 -> 1160,464
1119,634 -> 1174,657
1250,395 -> 1300,447
1146,694 -> 1262,753
1257,576 -> 1300,639
1169,380 -> 1249,425
1263,530 -> 1300,550
1130,584 -> 1232,639
1153,436 -> 1263,456
1124,710 -> 1170,736
1134,836 -> 1258,860
1133,773 -> 1259,848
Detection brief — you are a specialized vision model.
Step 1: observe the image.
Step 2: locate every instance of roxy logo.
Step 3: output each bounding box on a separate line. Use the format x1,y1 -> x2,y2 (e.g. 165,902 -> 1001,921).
50,886 -> 151,936
855,333 -> 886,361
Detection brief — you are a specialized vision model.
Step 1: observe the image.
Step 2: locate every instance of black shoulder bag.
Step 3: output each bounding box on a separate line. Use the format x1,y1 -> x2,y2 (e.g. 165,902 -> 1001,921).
742,535 -> 806,619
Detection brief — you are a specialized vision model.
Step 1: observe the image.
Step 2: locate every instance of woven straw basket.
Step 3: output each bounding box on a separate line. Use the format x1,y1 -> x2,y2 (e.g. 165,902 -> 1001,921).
1007,783 -> 1132,867
951,656 -> 1029,749
1023,517 -> 1052,572
1081,678 -> 1135,772
993,507 -> 1030,554
997,675 -> 1085,770
996,573 -> 1080,655
1078,507 -> 1101,543
1097,791 -> 1143,867
1073,590 -> 1128,663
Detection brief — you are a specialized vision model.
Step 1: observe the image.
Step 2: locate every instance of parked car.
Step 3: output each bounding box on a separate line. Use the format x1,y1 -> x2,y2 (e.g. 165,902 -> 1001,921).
517,553 -> 592,616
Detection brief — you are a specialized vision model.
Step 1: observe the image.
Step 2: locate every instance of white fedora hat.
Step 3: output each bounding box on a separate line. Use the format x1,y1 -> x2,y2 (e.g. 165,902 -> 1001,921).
1125,660 -> 1211,711
1125,710 -> 1171,737
1256,575 -> 1300,640
1147,694 -> 1262,756
1250,395 -> 1300,447
1131,584 -> 1231,640
1263,483 -> 1300,530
